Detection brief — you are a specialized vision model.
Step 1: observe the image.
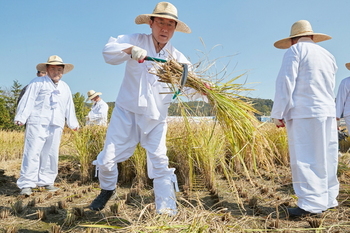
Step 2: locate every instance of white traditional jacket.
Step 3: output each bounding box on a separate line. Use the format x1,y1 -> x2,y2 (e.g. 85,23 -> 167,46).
87,99 -> 109,126
336,76 -> 350,119
103,33 -> 192,121
15,75 -> 79,129
271,38 -> 337,121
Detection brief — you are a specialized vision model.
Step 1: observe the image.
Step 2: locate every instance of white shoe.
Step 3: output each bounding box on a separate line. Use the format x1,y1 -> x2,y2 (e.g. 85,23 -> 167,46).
20,188 -> 32,196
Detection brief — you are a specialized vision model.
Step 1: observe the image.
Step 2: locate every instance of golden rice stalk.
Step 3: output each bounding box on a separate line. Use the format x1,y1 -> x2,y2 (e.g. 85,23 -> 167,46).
72,125 -> 106,183
154,60 -> 258,137
152,60 -> 277,172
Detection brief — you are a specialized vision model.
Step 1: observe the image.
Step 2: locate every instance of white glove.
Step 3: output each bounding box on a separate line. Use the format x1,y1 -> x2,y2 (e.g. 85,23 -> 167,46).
131,46 -> 147,62
273,118 -> 285,128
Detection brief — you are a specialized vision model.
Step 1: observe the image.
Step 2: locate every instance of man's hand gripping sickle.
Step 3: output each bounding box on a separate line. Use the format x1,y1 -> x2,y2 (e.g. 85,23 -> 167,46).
131,46 -> 147,63
273,118 -> 285,128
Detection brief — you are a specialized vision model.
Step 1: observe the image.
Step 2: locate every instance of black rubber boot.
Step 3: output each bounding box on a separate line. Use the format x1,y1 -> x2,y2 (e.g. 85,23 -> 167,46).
287,207 -> 320,217
89,189 -> 115,211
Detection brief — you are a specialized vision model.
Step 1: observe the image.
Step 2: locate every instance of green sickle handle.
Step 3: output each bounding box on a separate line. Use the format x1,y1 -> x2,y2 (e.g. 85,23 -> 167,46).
139,56 -> 167,63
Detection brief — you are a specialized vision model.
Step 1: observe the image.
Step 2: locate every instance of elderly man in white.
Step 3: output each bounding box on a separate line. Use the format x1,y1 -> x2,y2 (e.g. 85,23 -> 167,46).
86,90 -> 109,126
88,2 -> 209,215
336,63 -> 350,131
15,55 -> 79,196
271,20 -> 339,217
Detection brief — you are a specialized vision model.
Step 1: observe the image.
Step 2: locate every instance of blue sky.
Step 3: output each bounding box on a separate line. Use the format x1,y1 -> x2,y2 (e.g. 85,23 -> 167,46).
1,0 -> 350,102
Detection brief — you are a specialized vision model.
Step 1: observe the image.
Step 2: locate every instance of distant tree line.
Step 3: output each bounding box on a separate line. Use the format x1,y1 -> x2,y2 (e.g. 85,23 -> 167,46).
0,80 -> 273,130
245,97 -> 273,116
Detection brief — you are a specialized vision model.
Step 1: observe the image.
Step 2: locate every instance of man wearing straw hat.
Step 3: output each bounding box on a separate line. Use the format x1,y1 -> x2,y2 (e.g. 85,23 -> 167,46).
17,69 -> 47,105
85,90 -> 109,126
14,55 -> 79,196
336,63 -> 350,132
271,20 -> 339,217
89,2 -> 197,215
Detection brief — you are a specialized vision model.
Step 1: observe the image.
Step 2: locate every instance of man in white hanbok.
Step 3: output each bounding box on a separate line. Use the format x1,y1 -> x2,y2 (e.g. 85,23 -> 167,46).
17,69 -> 47,105
336,63 -> 350,131
89,2 -> 201,215
86,90 -> 109,126
15,55 -> 79,196
271,20 -> 339,217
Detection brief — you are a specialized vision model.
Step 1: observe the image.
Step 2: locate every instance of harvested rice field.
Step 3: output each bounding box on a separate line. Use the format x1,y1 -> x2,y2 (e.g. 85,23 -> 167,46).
0,153 -> 350,232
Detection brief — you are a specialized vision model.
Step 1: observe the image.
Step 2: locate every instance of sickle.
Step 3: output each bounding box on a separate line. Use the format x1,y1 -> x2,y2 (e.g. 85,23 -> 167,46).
172,63 -> 188,99
140,56 -> 189,97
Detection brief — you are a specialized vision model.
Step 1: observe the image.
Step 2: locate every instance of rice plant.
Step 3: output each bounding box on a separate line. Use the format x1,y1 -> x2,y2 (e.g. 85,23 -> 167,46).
0,130 -> 24,161
167,113 -> 226,193
153,58 -> 283,183
71,125 -> 107,183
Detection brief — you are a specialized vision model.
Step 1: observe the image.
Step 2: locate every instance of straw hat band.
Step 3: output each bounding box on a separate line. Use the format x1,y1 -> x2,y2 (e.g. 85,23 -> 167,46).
153,12 -> 178,19
88,92 -> 98,98
291,30 -> 313,36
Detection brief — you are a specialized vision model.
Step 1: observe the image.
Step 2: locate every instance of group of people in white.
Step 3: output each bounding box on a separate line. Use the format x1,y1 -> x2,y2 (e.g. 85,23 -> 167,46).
13,1 -> 350,217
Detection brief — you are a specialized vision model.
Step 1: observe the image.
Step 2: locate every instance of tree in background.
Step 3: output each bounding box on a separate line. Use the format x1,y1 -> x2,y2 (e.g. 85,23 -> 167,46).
248,97 -> 273,116
0,91 -> 12,130
73,92 -> 89,126
0,81 -> 23,130
106,102 -> 114,122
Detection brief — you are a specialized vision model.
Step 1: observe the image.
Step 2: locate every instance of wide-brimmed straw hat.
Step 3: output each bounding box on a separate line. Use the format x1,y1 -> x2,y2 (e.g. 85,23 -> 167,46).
36,55 -> 74,74
135,2 -> 191,33
274,20 -> 331,49
87,90 -> 102,101
346,63 -> 350,70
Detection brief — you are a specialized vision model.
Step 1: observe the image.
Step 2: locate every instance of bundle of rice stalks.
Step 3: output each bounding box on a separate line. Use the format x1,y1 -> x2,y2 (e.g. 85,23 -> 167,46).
153,59 -> 279,174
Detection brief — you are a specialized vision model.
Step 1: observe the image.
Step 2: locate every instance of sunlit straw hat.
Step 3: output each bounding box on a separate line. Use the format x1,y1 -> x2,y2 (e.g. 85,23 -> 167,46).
36,55 -> 74,74
135,2 -> 191,33
346,63 -> 350,70
274,20 -> 331,49
87,90 -> 102,101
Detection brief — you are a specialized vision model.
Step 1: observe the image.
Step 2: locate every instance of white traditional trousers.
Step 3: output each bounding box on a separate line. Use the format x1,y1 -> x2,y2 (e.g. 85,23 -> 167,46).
286,117 -> 339,213
94,106 -> 178,214
17,124 -> 63,189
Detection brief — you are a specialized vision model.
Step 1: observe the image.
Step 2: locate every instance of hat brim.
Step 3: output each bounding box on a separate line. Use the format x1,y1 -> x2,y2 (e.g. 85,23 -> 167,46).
87,92 -> 102,101
274,33 -> 332,49
135,14 -> 191,33
36,63 -> 74,74
346,63 -> 350,70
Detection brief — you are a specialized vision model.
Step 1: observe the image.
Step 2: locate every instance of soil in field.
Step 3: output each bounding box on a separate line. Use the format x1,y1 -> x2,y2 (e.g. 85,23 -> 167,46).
0,156 -> 350,232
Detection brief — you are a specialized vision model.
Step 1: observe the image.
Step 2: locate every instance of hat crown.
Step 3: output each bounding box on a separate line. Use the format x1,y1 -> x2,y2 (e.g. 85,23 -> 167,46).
290,20 -> 313,37
87,90 -> 96,97
47,55 -> 64,64
152,2 -> 178,19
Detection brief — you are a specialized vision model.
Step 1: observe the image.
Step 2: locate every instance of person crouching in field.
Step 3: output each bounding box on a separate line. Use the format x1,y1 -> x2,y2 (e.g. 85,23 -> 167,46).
271,20 -> 339,217
14,55 -> 79,196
